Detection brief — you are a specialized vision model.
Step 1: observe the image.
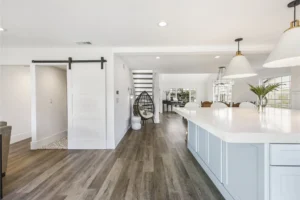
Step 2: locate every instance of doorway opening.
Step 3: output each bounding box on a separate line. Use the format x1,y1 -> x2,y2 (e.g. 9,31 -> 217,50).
34,65 -> 68,149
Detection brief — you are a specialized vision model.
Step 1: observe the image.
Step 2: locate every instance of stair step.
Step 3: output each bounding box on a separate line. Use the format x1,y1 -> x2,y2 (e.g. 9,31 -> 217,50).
132,70 -> 153,73
135,87 -> 153,88
133,80 -> 153,84
133,78 -> 153,80
133,73 -> 153,75
136,92 -> 153,94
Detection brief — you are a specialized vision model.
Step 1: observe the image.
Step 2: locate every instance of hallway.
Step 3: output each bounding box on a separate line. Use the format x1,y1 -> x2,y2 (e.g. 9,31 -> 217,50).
3,113 -> 224,200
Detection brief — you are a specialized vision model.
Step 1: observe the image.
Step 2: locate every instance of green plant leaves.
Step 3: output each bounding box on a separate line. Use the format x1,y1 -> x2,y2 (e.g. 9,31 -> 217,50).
248,83 -> 281,99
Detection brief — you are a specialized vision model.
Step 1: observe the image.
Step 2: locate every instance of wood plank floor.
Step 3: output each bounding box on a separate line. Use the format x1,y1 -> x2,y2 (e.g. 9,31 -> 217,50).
3,113 -> 224,200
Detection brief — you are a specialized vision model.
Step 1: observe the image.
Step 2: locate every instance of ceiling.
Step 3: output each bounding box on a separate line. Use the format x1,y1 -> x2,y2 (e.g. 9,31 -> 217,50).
120,53 -> 269,73
0,0 -> 298,48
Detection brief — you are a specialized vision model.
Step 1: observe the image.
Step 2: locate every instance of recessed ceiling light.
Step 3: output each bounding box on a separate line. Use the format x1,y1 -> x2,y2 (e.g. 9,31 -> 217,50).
215,56 -> 220,59
156,56 -> 161,59
0,27 -> 6,32
158,21 -> 167,27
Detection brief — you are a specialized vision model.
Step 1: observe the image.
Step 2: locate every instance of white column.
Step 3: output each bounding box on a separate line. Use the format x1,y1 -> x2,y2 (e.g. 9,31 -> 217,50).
30,64 -> 37,149
153,72 -> 160,123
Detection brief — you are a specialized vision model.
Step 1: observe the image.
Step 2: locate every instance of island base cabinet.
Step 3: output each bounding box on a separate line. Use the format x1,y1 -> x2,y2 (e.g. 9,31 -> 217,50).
270,166 -> 300,200
188,121 -> 197,152
223,143 -> 265,200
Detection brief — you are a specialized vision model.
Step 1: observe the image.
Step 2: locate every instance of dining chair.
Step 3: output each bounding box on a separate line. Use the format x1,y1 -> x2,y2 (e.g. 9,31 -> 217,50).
201,101 -> 213,107
0,122 -> 7,127
0,126 -> 12,177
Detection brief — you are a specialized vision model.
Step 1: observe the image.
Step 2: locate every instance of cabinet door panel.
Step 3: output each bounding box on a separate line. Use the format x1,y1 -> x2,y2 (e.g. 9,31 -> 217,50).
197,126 -> 208,164
208,133 -> 222,182
224,143 -> 265,200
188,121 -> 197,151
271,166 -> 300,200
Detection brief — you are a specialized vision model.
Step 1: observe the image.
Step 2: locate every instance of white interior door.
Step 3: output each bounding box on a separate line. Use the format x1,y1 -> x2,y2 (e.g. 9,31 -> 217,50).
68,63 -> 106,149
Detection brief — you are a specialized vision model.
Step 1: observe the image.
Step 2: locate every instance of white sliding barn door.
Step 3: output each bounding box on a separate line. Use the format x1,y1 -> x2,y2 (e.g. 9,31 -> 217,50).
68,63 -> 106,149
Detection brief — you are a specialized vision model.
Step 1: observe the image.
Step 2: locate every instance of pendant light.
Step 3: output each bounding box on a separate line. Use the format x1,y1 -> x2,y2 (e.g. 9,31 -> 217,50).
264,0 -> 300,68
223,38 -> 257,79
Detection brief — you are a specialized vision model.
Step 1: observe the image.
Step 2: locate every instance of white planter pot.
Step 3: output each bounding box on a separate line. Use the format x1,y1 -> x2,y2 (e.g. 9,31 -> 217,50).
132,116 -> 141,130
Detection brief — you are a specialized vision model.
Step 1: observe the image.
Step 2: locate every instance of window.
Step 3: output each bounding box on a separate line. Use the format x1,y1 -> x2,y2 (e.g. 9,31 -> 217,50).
266,75 -> 291,108
190,89 -> 197,102
166,88 -> 196,104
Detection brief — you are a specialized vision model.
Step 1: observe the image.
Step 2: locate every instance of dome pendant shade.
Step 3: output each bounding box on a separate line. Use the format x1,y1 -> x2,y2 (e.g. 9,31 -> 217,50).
223,55 -> 257,79
263,26 -> 300,68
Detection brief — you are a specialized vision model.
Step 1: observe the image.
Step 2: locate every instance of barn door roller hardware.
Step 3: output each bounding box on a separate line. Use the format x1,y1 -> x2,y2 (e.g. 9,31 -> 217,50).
32,57 -> 107,70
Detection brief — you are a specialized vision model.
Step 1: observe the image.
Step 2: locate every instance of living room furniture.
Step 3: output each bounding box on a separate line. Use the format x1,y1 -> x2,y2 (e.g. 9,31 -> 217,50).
162,100 -> 172,112
162,100 -> 183,112
201,101 -> 213,107
131,116 -> 141,130
211,102 -> 228,108
133,91 -> 155,124
0,122 -> 7,127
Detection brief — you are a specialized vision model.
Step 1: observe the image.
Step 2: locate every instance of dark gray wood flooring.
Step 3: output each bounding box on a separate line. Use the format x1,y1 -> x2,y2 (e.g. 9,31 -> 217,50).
3,113 -> 224,200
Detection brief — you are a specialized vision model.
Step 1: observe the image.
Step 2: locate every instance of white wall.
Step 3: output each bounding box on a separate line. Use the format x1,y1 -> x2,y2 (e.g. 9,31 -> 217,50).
32,66 -> 67,148
0,66 -> 31,143
114,56 -> 133,147
159,74 -> 210,111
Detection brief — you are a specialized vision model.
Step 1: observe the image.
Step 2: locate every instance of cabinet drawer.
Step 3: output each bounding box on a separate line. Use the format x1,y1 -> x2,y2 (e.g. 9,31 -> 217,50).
270,144 -> 300,166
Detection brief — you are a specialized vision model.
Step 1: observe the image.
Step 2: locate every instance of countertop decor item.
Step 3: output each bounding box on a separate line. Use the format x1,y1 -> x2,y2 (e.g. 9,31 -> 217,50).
248,81 -> 281,112
264,0 -> 300,68
223,38 -> 257,79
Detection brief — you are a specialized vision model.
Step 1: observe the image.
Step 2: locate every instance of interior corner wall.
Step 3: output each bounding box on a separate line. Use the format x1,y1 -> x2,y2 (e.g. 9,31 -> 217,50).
114,55 -> 133,147
32,66 -> 67,148
0,66 -> 31,143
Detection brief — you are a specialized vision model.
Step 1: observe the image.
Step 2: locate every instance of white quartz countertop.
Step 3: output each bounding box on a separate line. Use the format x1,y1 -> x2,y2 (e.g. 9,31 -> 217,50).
174,107 -> 300,143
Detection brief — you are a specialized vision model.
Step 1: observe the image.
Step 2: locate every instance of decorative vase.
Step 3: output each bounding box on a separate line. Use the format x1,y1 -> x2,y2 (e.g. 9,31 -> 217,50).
257,96 -> 268,112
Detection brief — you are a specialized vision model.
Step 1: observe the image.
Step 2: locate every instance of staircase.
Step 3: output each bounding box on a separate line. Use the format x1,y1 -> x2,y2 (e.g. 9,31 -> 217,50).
132,70 -> 153,99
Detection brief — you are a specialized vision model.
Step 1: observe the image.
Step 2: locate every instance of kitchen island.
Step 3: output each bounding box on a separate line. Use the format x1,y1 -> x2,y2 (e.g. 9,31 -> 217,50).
174,107 -> 300,200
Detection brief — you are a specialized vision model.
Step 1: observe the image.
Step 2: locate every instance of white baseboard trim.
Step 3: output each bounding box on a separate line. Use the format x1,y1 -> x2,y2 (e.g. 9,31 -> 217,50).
31,130 -> 67,150
10,132 -> 31,144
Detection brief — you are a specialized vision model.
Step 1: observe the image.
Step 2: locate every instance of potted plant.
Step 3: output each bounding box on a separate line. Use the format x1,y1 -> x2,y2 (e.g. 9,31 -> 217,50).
248,81 -> 281,112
